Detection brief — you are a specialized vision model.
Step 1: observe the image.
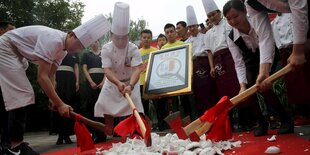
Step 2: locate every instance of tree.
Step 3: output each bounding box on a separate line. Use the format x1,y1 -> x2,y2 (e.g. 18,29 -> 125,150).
0,0 -> 84,29
0,0 -> 35,26
33,0 -> 85,30
129,18 -> 147,43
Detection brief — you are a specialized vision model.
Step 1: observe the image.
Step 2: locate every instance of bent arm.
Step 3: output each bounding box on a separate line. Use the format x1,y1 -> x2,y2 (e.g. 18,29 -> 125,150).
36,59 -> 64,107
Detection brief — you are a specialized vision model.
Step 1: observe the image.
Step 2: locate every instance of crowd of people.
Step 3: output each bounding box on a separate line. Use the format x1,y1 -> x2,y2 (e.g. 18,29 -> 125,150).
0,0 -> 309,154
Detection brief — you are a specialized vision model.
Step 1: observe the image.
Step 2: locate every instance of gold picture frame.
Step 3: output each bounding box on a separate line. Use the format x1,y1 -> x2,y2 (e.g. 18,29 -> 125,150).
143,44 -> 193,99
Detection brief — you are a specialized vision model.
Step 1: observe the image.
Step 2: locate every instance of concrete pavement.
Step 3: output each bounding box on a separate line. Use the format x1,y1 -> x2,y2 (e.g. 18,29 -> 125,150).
24,131 -> 77,154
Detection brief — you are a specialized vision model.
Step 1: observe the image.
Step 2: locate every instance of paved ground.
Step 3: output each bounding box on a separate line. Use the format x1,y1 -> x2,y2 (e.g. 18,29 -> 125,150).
24,132 -> 77,154
21,125 -> 310,154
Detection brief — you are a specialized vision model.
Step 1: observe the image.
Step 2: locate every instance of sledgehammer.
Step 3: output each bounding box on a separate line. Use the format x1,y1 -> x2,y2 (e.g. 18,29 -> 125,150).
183,64 -> 293,141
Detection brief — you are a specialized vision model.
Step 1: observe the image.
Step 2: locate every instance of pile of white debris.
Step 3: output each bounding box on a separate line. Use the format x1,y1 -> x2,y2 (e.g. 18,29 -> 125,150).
96,133 -> 242,155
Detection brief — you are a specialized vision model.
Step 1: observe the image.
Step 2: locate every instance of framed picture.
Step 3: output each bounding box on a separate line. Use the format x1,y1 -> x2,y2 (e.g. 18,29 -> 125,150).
143,44 -> 193,99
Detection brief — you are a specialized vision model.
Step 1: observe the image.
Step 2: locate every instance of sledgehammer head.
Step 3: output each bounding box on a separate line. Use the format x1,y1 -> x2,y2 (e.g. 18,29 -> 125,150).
164,111 -> 189,140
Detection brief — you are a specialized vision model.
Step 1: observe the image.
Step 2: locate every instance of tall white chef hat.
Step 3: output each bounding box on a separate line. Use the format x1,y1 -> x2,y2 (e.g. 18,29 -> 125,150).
111,2 -> 130,36
186,5 -> 198,26
202,0 -> 219,15
73,14 -> 111,48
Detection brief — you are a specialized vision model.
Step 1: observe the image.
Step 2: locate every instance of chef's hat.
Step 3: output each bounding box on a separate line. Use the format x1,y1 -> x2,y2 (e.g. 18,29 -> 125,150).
73,14 -> 111,48
202,0 -> 219,15
186,5 -> 198,26
111,2 -> 130,36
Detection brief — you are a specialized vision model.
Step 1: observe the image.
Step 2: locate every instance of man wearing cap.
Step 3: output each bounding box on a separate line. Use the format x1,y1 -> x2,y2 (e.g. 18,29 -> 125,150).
185,5 -> 217,117
0,15 -> 110,154
94,2 -> 144,131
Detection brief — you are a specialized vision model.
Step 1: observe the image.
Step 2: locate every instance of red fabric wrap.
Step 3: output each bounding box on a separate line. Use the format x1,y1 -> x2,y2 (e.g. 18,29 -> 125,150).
199,96 -> 233,141
74,114 -> 94,152
114,113 -> 137,138
199,96 -> 232,122
206,108 -> 233,141
114,109 -> 151,143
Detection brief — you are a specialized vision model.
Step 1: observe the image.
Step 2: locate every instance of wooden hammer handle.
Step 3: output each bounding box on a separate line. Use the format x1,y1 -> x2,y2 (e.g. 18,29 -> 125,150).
183,118 -> 204,136
230,64 -> 292,106
125,93 -> 147,138
70,111 -> 106,133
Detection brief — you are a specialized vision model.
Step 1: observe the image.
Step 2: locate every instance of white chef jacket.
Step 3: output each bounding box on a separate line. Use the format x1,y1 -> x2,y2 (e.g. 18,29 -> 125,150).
227,16 -> 275,85
94,42 -> 144,117
205,19 -> 231,53
245,2 -> 277,65
271,13 -> 293,49
0,25 -> 67,110
246,0 -> 308,44
185,32 -> 208,56
4,25 -> 67,66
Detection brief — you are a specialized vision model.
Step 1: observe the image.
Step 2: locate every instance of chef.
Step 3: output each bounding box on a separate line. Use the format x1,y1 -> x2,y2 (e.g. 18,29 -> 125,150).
94,2 -> 144,132
0,14 -> 110,154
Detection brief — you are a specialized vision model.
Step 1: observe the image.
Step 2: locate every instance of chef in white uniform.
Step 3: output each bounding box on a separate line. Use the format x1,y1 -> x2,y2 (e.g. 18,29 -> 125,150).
0,15 -> 111,154
94,2 -> 144,119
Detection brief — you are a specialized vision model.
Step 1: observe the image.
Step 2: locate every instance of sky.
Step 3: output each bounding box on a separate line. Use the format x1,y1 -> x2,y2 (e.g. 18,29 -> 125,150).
81,0 -> 228,36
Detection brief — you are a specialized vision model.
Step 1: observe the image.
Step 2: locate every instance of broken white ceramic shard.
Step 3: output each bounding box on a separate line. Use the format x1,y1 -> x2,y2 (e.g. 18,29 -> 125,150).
183,150 -> 196,155
264,146 -> 281,154
267,135 -> 277,142
185,142 -> 200,150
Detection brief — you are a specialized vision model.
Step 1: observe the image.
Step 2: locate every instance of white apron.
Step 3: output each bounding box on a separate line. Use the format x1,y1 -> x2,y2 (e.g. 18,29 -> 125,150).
0,36 -> 34,111
94,79 -> 143,117
94,42 -> 144,117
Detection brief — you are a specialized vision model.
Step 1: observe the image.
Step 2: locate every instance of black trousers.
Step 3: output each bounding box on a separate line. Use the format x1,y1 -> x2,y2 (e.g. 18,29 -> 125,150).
7,106 -> 27,142
0,88 -> 9,144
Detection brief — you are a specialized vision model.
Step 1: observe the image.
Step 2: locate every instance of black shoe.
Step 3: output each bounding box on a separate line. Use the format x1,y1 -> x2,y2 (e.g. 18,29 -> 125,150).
278,122 -> 294,134
254,124 -> 268,137
64,136 -> 73,144
1,142 -> 10,151
5,142 -> 39,155
56,136 -> 63,145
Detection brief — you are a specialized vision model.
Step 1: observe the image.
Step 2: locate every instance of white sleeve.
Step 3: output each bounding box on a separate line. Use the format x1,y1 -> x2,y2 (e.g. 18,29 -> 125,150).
204,31 -> 212,52
257,0 -> 290,12
246,1 -> 275,64
288,0 -> 308,44
227,35 -> 247,84
257,0 -> 308,44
